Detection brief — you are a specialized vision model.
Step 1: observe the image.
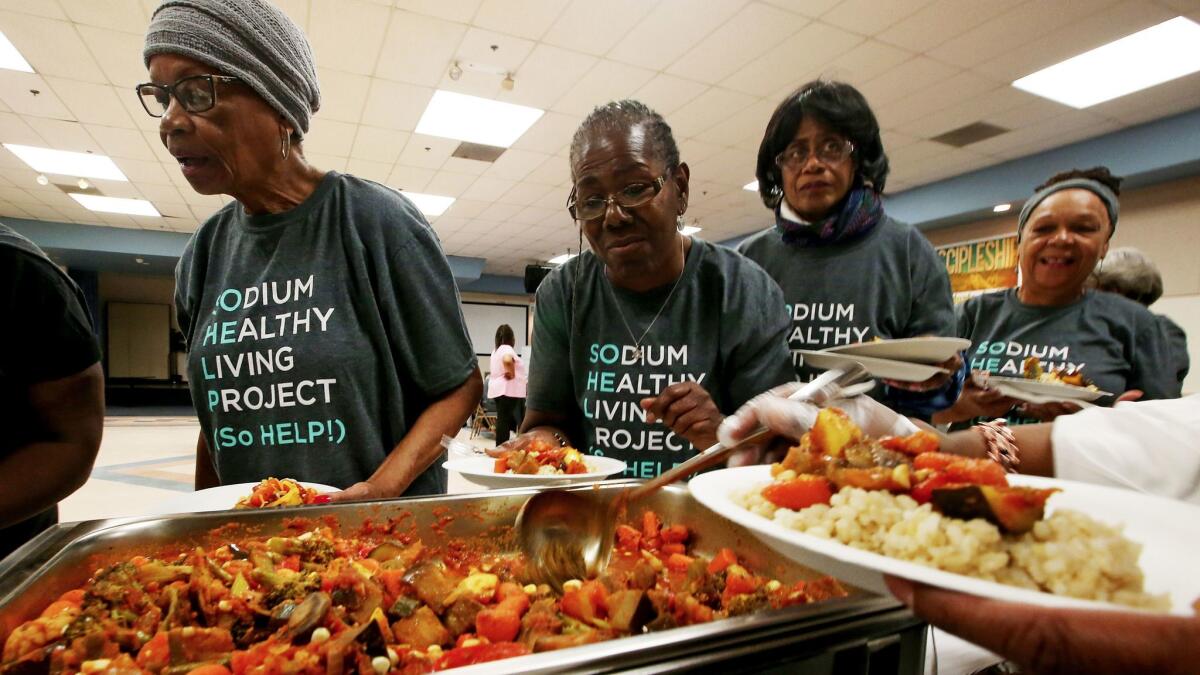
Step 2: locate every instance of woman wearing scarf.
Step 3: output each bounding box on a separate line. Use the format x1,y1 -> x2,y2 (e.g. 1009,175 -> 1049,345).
936,167 -> 1180,426
738,80 -> 960,421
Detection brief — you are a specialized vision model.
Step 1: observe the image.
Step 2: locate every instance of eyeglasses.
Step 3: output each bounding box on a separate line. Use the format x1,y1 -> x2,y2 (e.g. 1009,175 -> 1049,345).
566,169 -> 672,221
135,74 -> 241,118
775,138 -> 854,170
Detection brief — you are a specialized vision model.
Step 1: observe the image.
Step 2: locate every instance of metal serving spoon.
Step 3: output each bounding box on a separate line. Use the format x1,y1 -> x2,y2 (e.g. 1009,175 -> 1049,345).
514,364 -> 871,592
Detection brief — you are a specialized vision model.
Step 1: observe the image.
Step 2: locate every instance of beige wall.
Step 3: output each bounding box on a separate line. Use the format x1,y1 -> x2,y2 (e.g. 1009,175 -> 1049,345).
99,272 -> 178,328
923,175 -> 1200,393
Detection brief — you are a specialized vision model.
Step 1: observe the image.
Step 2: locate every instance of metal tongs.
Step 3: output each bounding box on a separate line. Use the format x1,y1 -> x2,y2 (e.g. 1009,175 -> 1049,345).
515,364 -> 873,591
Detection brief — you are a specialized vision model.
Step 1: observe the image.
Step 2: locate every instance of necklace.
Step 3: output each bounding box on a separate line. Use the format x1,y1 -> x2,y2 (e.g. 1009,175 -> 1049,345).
604,237 -> 687,361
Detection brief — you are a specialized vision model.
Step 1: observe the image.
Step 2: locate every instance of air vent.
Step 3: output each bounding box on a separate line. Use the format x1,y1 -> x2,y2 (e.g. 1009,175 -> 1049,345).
930,122 -> 1009,148
452,141 -> 505,162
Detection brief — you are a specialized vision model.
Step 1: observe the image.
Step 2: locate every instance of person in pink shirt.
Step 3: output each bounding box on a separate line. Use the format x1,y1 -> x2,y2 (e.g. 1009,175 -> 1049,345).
488,324 -> 528,443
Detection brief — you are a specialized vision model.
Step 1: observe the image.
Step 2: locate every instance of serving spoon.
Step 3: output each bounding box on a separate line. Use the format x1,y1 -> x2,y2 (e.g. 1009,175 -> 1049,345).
514,364 -> 871,592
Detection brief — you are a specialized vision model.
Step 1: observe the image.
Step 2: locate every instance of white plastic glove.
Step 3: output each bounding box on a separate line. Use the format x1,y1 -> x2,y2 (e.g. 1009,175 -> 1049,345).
718,382 -> 919,455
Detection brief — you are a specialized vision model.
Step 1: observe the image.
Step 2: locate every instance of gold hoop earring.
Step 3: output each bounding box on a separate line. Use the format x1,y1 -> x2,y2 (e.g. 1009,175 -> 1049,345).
280,126 -> 291,160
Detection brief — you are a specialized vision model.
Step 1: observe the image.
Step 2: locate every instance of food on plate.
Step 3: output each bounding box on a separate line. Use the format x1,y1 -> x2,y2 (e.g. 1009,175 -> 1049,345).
1,513 -> 846,673
1021,356 -> 1099,390
234,477 -> 331,509
493,440 -> 589,475
734,408 -> 1167,610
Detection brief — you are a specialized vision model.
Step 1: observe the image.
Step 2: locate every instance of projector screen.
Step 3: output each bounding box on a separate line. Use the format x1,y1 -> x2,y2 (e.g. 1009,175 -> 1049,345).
461,302 -> 529,356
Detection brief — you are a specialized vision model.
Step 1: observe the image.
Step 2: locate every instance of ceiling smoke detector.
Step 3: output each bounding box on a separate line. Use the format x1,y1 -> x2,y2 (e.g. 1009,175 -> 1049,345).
501,73 -> 515,91
448,62 -> 463,81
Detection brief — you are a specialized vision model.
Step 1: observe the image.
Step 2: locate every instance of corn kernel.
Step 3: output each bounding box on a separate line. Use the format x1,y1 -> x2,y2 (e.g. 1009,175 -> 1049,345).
371,655 -> 391,674
562,579 -> 582,592
298,531 -> 314,541
461,639 -> 480,648
310,627 -> 331,644
387,647 -> 399,665
81,659 -> 111,673
427,645 -> 443,657
181,626 -> 196,637
523,584 -> 537,595
765,580 -> 782,592
217,600 -> 232,612
776,469 -> 797,481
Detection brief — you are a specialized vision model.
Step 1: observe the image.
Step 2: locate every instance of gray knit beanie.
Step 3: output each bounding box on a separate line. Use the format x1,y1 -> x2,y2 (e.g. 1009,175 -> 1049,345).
1016,177 -> 1119,242
143,0 -> 320,138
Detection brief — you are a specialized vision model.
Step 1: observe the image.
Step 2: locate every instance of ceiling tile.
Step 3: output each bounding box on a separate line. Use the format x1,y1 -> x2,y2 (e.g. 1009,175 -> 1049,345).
821,0 -> 937,37
721,21 -> 863,97
23,117 -> 101,153
461,175 -> 516,201
667,3 -> 809,85
360,78 -> 433,131
307,0 -> 391,76
630,74 -> 707,116
760,0 -> 842,16
443,198 -> 489,219
59,0 -> 147,31
85,124 -> 157,161
0,110 -> 45,145
508,205 -> 557,225
393,0 -> 483,23
387,164 -> 436,191
876,0 -> 1010,53
542,0 -> 653,56
678,139 -> 726,165
856,56 -> 958,107
496,44 -> 595,110
314,68 -> 372,124
525,153 -> 570,185
0,71 -> 73,118
693,98 -> 775,148
424,169 -> 477,196
551,59 -> 656,116
398,133 -> 458,169
607,0 -> 746,71
471,0 -> 569,40
441,156 -> 491,175
376,10 -> 469,87
346,158 -> 394,183
876,70 -> 998,129
455,26 -> 535,74
0,0 -> 66,19
268,0 -> 310,30
929,0 -> 1120,69
0,11 -> 108,84
809,38 -> 912,86
303,119 -> 359,157
77,25 -> 146,88
889,85 -> 1033,140
306,153 -> 349,172
667,87 -> 757,139
46,79 -> 133,127
495,180 -> 554,206
509,111 -> 580,155
484,148 -> 551,181
350,126 -> 410,163
136,182 -> 185,203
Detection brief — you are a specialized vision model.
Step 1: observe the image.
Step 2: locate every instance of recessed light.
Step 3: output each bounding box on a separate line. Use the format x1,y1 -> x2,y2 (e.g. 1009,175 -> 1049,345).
35,174 -> 48,186
1012,17 -> 1200,108
0,29 -> 33,73
680,225 -> 702,236
415,90 -> 544,148
743,180 -> 758,191
77,178 -> 90,190
547,253 -> 577,265
4,144 -> 128,181
400,191 -> 455,217
70,194 -> 160,216
135,257 -> 145,264
993,203 -> 1012,213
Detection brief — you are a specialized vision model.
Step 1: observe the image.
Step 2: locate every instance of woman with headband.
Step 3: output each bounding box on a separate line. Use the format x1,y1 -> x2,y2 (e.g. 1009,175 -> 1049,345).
935,167 -> 1180,426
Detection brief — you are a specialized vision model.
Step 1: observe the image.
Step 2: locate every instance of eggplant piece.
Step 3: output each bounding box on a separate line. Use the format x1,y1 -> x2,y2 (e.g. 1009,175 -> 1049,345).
367,542 -> 405,562
387,595 -> 421,620
355,619 -> 389,658
442,597 -> 483,637
604,590 -> 654,633
391,606 -> 450,649
279,592 -> 331,643
403,563 -> 460,614
931,484 -> 1058,534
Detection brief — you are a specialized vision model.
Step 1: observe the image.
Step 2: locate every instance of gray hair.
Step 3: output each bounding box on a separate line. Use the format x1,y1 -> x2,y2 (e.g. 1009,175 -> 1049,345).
569,100 -> 680,177
1091,247 -> 1163,306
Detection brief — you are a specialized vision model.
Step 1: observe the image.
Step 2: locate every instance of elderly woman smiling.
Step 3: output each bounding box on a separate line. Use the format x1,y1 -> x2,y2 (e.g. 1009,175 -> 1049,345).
507,101 -> 795,479
937,167 -> 1180,425
141,0 -> 480,499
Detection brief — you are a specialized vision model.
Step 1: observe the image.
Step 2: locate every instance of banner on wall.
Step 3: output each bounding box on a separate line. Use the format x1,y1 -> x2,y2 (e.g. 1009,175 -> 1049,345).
935,234 -> 1019,302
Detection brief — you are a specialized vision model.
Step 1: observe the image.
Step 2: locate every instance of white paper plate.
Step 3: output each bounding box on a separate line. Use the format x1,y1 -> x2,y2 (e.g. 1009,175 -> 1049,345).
690,466 -> 1200,615
989,376 -> 1110,402
825,337 -> 971,364
149,482 -> 340,516
443,455 -> 627,489
798,350 -> 949,382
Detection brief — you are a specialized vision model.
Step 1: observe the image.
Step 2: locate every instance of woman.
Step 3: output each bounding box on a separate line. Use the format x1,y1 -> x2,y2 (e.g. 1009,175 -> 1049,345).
936,168 -> 1180,426
738,80 -> 961,421
1091,247 -> 1189,388
488,324 -> 527,443
508,100 -> 796,479
142,0 -> 480,500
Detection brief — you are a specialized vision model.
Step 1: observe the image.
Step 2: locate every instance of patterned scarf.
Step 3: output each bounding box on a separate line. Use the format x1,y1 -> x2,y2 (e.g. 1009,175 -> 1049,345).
774,182 -> 884,247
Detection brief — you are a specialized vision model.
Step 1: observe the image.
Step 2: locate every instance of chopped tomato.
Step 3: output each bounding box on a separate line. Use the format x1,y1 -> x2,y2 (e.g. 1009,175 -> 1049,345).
661,543 -> 686,556
910,473 -> 951,505
561,580 -> 608,624
762,476 -> 833,510
665,553 -> 693,573
706,548 -> 737,575
277,555 -> 301,572
186,666 -> 231,675
879,430 -> 940,456
494,456 -> 509,473
642,511 -> 661,540
660,524 -> 689,544
615,525 -> 641,551
914,453 -> 1007,487
434,642 -> 531,669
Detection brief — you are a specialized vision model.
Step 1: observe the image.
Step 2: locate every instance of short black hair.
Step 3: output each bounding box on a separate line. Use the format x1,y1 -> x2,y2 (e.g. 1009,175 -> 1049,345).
495,324 -> 515,349
569,100 -> 680,177
1035,166 -> 1123,195
755,80 -> 889,208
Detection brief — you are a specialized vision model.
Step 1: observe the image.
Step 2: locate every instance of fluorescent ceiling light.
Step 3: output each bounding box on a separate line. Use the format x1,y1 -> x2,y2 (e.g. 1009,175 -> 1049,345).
743,180 -> 759,191
993,203 -> 1012,213
70,193 -> 160,217
401,191 -> 455,217
547,253 -> 577,265
680,225 -> 702,236
0,29 -> 33,73
4,144 -> 128,181
415,90 -> 544,147
1012,17 -> 1200,108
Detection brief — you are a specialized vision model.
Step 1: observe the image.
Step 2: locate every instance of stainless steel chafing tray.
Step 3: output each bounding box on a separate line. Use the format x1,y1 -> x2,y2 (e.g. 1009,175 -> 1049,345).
0,481 -> 926,674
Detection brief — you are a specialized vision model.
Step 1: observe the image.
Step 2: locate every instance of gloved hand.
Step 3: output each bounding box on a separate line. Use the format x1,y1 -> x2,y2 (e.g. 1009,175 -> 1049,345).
718,382 -> 920,466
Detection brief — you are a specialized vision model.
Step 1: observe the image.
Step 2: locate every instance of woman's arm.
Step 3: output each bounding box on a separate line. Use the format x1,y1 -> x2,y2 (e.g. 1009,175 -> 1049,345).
194,431 -> 220,490
938,423 -> 1055,476
502,353 -> 516,380
331,369 -> 482,501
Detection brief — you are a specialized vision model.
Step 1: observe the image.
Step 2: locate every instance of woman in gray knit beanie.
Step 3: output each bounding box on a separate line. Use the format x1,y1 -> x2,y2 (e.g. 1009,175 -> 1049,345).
140,0 -> 483,504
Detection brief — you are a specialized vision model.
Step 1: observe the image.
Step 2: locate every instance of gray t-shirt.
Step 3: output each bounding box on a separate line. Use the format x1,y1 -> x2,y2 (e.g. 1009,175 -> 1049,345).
957,289 -> 1181,424
526,238 -> 795,479
176,172 -> 476,495
737,217 -> 956,413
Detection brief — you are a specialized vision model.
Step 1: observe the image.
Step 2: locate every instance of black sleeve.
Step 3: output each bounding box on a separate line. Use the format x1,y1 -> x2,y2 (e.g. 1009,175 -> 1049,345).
0,249 -> 100,382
